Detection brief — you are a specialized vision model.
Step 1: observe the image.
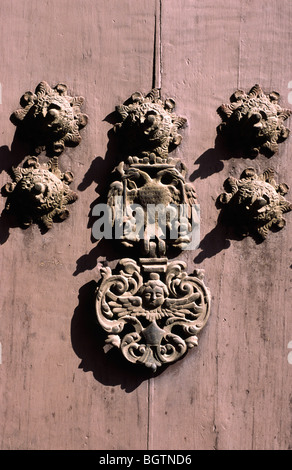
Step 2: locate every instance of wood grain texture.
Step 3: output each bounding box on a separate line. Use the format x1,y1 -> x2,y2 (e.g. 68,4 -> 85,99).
0,0 -> 156,450
0,0 -> 292,450
151,0 -> 292,450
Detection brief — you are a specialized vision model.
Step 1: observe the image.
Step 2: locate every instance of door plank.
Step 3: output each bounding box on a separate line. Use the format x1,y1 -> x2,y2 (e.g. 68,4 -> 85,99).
150,0 -> 292,450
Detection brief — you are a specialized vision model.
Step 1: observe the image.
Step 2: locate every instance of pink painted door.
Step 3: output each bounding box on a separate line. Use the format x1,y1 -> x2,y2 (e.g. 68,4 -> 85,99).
0,0 -> 292,450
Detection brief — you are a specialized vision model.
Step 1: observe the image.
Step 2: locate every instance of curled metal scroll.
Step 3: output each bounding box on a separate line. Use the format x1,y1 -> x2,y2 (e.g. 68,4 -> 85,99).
96,258 -> 210,372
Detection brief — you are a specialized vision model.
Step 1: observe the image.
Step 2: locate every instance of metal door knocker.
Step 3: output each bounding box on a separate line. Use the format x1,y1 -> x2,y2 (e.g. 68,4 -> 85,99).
93,89 -> 211,372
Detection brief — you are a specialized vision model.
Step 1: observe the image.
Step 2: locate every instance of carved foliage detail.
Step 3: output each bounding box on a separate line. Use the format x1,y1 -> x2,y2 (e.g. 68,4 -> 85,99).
2,156 -> 78,230
95,258 -> 211,372
11,81 -> 88,155
217,84 -> 291,157
218,167 -> 292,240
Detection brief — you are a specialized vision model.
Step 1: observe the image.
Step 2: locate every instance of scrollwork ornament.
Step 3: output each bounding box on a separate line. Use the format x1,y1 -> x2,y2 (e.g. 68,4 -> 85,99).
95,258 -> 211,372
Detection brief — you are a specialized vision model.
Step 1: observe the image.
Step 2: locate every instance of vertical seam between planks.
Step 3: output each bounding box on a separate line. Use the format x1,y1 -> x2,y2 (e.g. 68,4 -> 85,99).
213,249 -> 227,449
159,0 -> 162,90
237,0 -> 244,89
152,0 -> 162,90
147,379 -> 151,450
147,0 -> 162,450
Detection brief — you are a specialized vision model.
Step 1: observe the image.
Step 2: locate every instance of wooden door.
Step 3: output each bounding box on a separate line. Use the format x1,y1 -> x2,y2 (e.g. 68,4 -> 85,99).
0,0 -> 291,450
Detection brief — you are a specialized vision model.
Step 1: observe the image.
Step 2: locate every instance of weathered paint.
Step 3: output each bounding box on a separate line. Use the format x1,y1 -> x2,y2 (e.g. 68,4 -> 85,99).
0,0 -> 291,450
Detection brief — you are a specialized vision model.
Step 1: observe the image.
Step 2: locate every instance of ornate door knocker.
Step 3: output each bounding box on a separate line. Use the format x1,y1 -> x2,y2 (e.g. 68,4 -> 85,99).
94,89 -> 211,372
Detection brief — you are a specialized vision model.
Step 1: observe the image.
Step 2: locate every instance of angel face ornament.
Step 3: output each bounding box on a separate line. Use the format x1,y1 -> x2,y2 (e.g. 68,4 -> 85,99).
95,259 -> 210,372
